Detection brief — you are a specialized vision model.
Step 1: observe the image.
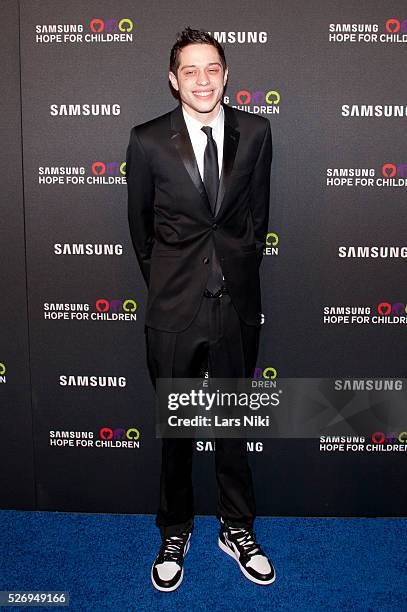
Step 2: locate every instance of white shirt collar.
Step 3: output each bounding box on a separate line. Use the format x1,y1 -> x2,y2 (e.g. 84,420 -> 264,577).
182,104 -> 224,138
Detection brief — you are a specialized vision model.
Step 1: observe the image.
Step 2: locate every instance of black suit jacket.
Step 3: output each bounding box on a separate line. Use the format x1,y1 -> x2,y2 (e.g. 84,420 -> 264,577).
126,103 -> 272,332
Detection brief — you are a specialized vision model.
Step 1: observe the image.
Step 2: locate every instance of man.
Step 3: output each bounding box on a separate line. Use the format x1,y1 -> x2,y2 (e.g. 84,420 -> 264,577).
126,27 -> 274,592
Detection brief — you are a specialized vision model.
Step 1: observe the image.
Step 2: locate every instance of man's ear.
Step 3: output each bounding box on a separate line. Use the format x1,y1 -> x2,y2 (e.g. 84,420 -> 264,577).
169,71 -> 179,91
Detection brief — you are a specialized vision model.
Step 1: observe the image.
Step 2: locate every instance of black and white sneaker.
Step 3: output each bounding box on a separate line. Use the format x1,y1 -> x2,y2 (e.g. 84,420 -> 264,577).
218,518 -> 276,585
151,529 -> 192,592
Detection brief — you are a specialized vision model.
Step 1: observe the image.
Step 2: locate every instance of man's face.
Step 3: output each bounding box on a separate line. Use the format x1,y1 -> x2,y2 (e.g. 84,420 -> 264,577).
169,43 -> 228,123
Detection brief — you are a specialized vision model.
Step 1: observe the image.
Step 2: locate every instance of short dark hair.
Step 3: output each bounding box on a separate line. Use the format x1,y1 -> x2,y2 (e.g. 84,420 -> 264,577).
169,27 -> 227,74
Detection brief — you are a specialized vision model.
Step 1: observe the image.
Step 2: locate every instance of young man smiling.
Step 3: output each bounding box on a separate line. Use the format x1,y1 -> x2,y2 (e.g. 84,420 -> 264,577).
168,38 -> 228,123
126,27 -> 275,591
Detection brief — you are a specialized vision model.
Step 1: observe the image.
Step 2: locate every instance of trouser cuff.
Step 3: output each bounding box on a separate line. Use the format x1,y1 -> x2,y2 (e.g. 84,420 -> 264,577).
158,518 -> 194,539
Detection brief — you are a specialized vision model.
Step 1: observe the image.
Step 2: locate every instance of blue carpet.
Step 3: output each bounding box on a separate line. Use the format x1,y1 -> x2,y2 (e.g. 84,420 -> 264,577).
0,511 -> 406,611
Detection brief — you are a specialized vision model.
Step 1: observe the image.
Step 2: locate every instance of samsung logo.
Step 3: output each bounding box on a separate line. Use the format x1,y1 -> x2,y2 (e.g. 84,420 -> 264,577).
342,105 -> 407,118
208,31 -> 268,44
196,440 -> 263,452
334,379 -> 403,391
329,24 -> 378,33
59,375 -> 127,387
36,24 -> 84,33
54,243 -> 123,256
50,104 -> 121,116
338,246 -> 407,258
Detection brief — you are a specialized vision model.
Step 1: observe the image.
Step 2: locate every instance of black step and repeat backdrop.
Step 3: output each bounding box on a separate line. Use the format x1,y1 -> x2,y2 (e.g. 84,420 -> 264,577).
1,0 -> 406,516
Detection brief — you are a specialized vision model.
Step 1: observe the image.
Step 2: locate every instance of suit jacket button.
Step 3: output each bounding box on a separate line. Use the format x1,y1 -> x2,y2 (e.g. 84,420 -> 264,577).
212,223 -> 218,230
203,257 -> 210,264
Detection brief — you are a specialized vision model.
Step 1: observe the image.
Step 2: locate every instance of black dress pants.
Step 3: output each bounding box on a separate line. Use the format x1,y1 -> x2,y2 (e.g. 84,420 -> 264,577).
146,292 -> 260,538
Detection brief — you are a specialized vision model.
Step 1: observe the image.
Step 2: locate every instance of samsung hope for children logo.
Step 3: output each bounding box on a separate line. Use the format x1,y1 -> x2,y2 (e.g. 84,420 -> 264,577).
328,19 -> 407,44
326,163 -> 407,188
35,18 -> 134,44
38,161 -> 126,185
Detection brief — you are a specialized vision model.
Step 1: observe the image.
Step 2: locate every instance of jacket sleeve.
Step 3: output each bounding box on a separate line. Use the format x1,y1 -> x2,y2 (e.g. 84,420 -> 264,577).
249,120 -> 272,268
126,127 -> 155,287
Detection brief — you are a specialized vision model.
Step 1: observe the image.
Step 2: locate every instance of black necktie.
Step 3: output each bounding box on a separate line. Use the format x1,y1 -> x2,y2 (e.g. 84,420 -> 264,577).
201,125 -> 223,293
201,126 -> 219,213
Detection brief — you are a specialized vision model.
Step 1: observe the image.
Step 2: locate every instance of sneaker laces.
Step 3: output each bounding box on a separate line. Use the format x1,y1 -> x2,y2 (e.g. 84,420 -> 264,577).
228,527 -> 261,557
159,534 -> 187,563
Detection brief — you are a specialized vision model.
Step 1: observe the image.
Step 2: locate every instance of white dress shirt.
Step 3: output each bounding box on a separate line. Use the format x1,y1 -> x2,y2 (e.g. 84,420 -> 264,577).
182,105 -> 224,180
182,105 -> 225,282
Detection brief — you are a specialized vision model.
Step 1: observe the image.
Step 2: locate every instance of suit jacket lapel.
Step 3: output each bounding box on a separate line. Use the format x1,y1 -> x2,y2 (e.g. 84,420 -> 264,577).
214,104 -> 240,216
170,106 -> 211,214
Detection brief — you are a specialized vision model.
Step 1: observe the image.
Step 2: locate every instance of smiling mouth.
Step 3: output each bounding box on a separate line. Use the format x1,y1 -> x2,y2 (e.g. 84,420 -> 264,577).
193,90 -> 214,97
